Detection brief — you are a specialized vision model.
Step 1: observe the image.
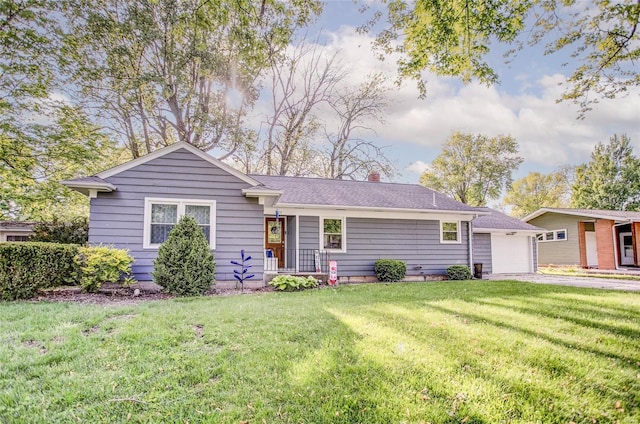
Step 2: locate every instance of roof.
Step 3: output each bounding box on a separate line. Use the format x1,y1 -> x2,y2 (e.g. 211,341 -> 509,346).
523,207 -> 640,223
472,207 -> 543,233
251,175 -> 480,214
0,221 -> 36,231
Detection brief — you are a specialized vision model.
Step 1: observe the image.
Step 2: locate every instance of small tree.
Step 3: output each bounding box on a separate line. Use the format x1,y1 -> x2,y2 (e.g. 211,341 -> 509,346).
30,217 -> 89,245
152,215 -> 215,296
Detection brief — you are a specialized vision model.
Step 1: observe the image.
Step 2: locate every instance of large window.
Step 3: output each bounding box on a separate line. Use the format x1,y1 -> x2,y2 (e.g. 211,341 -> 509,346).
5,235 -> 30,242
321,217 -> 346,252
440,221 -> 461,243
144,198 -> 215,249
537,229 -> 567,242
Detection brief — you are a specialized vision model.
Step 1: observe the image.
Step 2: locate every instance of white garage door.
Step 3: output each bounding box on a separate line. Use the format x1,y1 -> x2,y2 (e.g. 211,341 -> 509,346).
491,234 -> 532,274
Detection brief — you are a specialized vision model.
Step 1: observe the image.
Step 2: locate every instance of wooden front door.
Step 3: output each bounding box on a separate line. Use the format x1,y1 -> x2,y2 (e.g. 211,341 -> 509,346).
265,217 -> 285,268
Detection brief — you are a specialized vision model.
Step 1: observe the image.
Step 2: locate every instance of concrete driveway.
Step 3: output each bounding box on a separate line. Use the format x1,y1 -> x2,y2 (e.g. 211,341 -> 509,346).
485,273 -> 640,291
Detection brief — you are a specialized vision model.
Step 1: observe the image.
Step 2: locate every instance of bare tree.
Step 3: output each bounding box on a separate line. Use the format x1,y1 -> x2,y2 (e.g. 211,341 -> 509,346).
260,41 -> 346,175
324,73 -> 394,180
240,41 -> 396,180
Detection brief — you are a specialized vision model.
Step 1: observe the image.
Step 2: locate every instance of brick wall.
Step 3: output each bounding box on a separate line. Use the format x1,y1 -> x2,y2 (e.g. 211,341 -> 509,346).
594,219 -> 615,270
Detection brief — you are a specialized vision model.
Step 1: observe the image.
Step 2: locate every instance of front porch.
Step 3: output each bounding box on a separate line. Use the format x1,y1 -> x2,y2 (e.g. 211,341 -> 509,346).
263,214 -> 334,277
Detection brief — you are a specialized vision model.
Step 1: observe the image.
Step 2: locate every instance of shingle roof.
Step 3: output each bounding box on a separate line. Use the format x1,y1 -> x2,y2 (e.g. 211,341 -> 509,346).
65,176 -> 111,185
472,207 -> 543,232
0,221 -> 36,230
251,175 -> 479,213
524,207 -> 640,222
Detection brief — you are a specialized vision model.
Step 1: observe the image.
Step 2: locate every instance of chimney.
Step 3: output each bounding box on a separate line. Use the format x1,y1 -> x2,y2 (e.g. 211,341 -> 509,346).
367,171 -> 380,182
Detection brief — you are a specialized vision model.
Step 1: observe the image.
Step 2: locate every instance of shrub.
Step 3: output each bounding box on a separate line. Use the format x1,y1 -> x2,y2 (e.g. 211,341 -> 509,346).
30,217 -> 89,245
74,246 -> 135,292
374,259 -> 407,282
269,275 -> 319,292
152,215 -> 215,296
0,242 -> 80,301
447,265 -> 472,280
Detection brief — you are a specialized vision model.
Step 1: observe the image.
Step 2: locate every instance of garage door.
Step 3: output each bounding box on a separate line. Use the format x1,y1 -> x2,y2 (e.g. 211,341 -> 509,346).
491,234 -> 532,273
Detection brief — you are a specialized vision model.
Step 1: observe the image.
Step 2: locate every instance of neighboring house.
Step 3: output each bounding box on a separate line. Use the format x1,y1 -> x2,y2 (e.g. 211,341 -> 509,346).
0,221 -> 35,242
63,142 -> 487,284
524,208 -> 640,270
472,207 -> 542,274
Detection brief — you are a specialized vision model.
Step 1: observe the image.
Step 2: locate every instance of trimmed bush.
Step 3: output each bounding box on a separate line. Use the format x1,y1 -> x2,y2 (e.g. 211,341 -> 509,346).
152,215 -> 215,296
447,265 -> 472,280
30,217 -> 89,245
0,242 -> 80,300
75,246 -> 135,292
269,275 -> 318,291
374,259 -> 407,282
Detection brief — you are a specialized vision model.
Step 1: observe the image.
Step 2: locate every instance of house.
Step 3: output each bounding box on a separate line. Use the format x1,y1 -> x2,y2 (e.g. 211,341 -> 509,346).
472,207 -> 542,274
63,142 -> 496,285
0,221 -> 35,242
524,208 -> 640,270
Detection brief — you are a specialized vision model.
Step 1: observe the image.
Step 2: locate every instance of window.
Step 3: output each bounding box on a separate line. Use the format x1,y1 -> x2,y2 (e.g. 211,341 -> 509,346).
321,217 -> 346,252
6,235 -> 30,242
537,229 -> 567,242
144,198 -> 215,249
440,221 -> 460,243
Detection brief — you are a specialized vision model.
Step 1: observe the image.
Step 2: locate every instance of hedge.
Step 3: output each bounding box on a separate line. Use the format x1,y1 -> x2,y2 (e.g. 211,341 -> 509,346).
0,242 -> 135,300
0,242 -> 80,301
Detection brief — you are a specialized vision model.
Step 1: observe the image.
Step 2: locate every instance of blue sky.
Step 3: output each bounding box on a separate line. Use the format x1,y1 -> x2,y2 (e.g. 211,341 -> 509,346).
276,1 -> 640,185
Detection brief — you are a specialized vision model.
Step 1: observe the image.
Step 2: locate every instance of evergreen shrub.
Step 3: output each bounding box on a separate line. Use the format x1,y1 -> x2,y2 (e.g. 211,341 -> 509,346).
374,259 -> 407,282
447,265 -> 472,280
152,215 -> 215,296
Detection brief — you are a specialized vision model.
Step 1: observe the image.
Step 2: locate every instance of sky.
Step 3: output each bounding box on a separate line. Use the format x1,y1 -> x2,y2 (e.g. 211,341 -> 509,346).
267,1 -> 640,186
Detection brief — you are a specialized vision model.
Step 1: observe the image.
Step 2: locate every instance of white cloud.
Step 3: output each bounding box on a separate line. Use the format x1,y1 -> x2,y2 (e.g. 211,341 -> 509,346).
251,24 -> 640,181
406,160 -> 429,175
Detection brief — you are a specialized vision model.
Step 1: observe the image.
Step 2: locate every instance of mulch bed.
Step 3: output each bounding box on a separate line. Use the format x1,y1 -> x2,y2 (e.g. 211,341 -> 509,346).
30,285 -> 276,305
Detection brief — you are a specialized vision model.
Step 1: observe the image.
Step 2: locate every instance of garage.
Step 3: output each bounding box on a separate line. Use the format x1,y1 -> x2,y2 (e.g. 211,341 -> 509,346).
491,234 -> 533,274
472,207 -> 542,275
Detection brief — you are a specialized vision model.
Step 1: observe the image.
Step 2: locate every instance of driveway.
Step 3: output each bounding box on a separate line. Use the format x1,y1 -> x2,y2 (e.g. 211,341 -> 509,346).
485,273 -> 640,291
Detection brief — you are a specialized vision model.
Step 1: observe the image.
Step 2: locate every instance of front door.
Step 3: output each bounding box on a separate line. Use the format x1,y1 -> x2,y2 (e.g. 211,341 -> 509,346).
619,232 -> 634,266
265,217 -> 285,268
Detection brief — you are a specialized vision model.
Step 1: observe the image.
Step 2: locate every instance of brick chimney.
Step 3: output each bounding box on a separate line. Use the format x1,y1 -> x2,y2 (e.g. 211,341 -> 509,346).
367,171 -> 380,182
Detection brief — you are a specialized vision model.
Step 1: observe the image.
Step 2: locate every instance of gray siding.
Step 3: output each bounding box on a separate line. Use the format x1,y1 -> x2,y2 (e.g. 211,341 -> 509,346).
528,213 -> 582,265
89,148 -> 264,281
299,217 -> 470,276
472,233 -> 493,274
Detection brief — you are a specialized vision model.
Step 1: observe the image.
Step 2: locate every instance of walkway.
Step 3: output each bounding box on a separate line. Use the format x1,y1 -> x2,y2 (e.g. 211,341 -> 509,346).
485,273 -> 640,292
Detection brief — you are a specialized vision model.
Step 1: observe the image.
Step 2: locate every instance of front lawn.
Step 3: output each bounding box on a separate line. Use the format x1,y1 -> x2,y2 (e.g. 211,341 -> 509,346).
1,281 -> 639,423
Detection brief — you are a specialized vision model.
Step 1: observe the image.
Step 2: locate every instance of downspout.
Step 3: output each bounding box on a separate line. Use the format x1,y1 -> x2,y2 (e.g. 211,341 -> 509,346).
468,220 -> 474,271
295,214 -> 300,273
612,222 -> 627,270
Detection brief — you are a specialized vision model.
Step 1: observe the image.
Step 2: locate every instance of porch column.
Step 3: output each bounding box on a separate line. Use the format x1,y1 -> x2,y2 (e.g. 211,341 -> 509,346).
577,222 -> 587,268
594,219 -> 616,270
633,222 -> 640,267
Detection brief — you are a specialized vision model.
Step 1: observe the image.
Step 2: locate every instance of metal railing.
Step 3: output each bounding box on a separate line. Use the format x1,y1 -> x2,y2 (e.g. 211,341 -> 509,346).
264,249 -> 331,273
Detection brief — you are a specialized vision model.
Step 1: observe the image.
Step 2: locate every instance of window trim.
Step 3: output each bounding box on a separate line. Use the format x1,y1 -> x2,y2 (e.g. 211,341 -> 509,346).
143,197 -> 216,249
536,229 -> 567,243
440,220 -> 461,244
319,216 -> 347,253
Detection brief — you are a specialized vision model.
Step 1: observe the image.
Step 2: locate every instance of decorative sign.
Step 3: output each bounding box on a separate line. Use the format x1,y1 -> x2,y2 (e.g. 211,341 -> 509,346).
268,221 -> 281,243
314,250 -> 321,273
329,260 -> 338,286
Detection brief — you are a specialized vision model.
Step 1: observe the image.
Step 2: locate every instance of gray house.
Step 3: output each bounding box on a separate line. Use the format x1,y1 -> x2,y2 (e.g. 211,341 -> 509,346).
63,142 -> 492,285
472,207 -> 542,274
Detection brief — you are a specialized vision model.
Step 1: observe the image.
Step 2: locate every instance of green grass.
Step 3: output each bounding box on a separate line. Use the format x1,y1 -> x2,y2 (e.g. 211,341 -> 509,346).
1,281 -> 639,423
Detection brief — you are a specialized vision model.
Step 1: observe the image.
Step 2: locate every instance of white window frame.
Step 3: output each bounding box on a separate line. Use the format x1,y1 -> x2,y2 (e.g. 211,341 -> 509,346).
440,220 -> 461,244
536,229 -> 567,243
143,198 -> 216,249
319,216 -> 347,253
